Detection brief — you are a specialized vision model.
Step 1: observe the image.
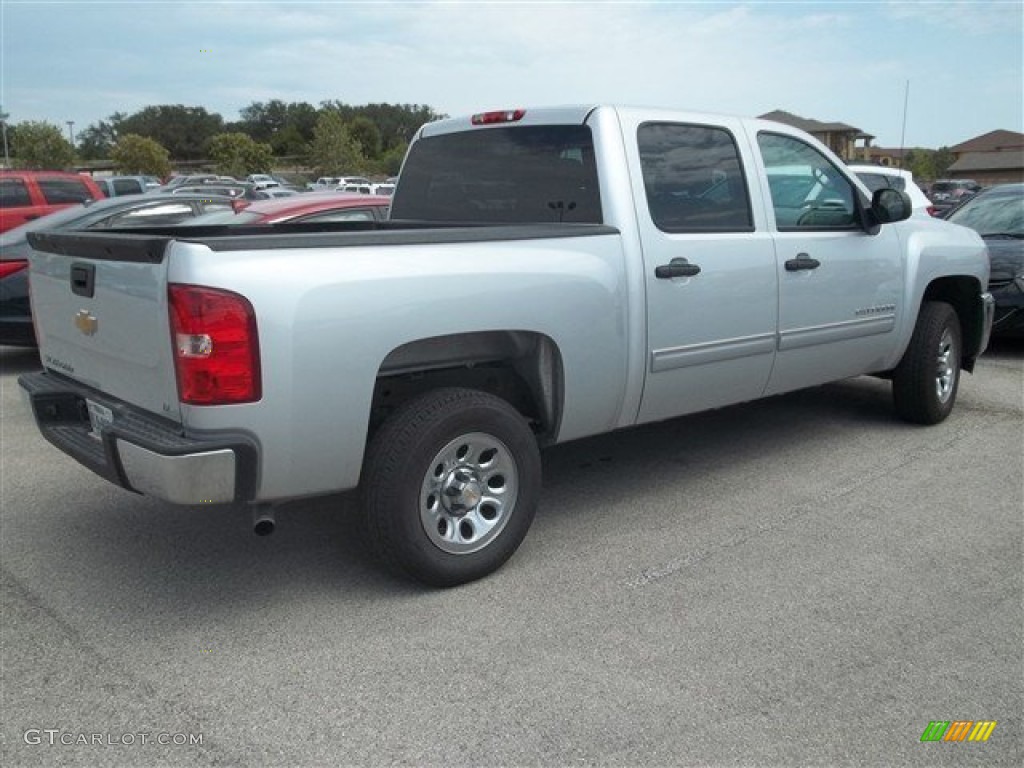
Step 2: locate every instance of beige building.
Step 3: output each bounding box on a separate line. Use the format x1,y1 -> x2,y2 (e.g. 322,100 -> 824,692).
946,130 -> 1024,186
759,109 -> 874,162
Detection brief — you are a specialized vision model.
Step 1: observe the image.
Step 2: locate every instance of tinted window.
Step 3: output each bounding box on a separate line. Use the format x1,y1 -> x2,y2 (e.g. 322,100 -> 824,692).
638,123 -> 753,232
38,178 -> 94,205
758,133 -> 857,229
0,178 -> 32,207
392,125 -> 602,223
113,178 -> 142,195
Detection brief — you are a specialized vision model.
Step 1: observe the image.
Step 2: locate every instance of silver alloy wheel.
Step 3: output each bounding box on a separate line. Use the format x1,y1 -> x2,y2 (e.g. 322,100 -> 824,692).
420,432 -> 519,555
935,327 -> 957,403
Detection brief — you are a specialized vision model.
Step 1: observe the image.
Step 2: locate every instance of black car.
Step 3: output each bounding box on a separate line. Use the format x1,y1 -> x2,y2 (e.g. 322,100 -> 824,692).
945,183 -> 1024,337
0,194 -> 236,346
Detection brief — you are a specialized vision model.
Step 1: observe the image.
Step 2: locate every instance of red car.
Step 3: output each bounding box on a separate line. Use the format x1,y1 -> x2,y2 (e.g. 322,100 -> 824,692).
0,170 -> 106,233
185,191 -> 391,226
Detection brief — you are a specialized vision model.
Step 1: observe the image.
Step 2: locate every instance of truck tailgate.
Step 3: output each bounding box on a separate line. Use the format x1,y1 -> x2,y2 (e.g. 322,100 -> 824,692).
26,232 -> 181,422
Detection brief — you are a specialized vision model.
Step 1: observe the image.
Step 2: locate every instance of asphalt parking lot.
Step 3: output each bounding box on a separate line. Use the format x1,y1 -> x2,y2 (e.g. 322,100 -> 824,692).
1,341 -> 1021,767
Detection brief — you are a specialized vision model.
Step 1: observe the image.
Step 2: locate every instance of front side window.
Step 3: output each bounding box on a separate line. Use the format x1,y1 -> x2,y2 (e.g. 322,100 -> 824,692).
38,178 -> 94,204
758,133 -> 857,230
392,125 -> 602,224
637,123 -> 753,232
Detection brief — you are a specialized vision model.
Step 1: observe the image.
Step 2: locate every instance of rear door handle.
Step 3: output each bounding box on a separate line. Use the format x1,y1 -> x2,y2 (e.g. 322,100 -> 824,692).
784,253 -> 821,271
655,258 -> 701,279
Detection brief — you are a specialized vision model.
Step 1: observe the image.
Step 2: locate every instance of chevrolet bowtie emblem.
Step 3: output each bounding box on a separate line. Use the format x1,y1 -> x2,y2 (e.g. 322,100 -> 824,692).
74,310 -> 98,336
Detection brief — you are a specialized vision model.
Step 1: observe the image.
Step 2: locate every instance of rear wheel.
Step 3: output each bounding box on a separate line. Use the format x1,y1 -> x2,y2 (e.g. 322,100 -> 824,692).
361,387 -> 541,586
892,301 -> 962,424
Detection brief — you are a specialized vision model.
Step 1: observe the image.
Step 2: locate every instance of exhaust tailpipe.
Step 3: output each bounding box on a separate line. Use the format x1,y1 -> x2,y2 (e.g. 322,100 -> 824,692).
252,505 -> 276,536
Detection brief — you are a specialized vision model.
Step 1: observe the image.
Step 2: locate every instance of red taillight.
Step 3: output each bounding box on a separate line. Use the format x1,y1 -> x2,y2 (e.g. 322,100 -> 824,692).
471,109 -> 526,125
168,284 -> 261,405
0,260 -> 28,280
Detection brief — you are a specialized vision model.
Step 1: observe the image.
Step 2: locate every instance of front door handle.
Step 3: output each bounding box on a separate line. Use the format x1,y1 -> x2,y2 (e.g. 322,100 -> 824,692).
655,258 -> 701,279
784,253 -> 821,271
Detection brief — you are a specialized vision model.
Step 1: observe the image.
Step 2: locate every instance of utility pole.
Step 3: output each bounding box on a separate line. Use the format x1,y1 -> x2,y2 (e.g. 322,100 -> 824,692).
0,106 -> 9,168
66,120 -> 75,147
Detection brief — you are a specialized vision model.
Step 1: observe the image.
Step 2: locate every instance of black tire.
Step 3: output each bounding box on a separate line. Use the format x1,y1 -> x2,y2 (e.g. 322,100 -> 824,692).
892,301 -> 962,424
360,387 -> 541,587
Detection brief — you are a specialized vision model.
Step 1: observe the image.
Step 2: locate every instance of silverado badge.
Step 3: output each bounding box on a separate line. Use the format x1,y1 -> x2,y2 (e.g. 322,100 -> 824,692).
74,309 -> 98,336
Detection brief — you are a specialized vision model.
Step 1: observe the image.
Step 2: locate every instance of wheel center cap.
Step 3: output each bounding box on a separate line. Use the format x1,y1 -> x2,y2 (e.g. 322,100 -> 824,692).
441,468 -> 482,516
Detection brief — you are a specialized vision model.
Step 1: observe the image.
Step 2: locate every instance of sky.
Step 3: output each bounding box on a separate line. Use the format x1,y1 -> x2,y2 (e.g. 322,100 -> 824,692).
1,0 -> 1022,150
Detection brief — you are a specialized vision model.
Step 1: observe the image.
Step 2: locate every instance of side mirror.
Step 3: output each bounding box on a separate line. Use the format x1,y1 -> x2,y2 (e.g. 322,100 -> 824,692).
871,188 -> 912,224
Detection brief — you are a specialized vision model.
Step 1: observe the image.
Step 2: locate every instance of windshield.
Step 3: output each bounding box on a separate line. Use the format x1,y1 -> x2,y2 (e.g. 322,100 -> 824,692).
391,125 -> 602,223
947,191 -> 1024,236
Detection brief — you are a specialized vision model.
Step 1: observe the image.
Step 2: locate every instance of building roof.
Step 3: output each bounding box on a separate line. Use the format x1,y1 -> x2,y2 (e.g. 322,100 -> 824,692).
759,109 -> 874,140
947,150 -> 1024,173
950,130 -> 1024,154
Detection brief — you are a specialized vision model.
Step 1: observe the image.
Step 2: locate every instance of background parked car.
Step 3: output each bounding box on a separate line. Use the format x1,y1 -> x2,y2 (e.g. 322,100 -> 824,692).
0,194 -> 236,346
944,183 -> 1024,337
164,173 -> 221,188
929,179 -> 982,213
182,191 -> 391,226
848,164 -> 936,217
94,175 -> 162,197
0,170 -> 105,233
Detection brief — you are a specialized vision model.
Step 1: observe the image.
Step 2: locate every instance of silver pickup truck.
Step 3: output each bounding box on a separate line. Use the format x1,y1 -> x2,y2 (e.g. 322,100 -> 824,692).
19,105 -> 994,586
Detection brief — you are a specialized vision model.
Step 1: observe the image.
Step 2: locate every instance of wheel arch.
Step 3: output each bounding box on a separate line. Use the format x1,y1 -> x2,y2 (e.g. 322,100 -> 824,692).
371,330 -> 565,444
921,275 -> 985,372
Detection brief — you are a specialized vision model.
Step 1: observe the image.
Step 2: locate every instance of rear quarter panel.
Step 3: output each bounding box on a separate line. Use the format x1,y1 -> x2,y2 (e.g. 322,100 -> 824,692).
168,233 -> 631,501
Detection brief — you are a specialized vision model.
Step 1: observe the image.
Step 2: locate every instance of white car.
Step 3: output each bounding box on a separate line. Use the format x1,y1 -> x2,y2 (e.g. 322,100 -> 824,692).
246,174 -> 280,190
848,164 -> 935,218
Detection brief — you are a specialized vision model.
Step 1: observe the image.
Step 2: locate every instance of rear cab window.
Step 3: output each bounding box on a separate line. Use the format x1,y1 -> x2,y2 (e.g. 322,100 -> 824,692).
391,125 -> 602,224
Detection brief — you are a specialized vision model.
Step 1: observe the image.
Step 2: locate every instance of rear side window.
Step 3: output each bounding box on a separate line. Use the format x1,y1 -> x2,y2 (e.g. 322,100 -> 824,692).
0,178 -> 32,207
637,123 -> 753,232
38,178 -> 94,204
391,125 -> 602,224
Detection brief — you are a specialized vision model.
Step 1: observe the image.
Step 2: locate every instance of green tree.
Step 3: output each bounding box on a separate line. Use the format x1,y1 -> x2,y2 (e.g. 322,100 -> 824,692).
10,121 -> 76,169
114,105 -> 224,161
110,134 -> 172,177
268,125 -> 309,158
348,116 -> 382,160
77,117 -> 122,160
308,111 -> 365,175
379,142 -> 408,176
206,132 -> 273,177
319,102 -> 444,152
237,100 -> 319,153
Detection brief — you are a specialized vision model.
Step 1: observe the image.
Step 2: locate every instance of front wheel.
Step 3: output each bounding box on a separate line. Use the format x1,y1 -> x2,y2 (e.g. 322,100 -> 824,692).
361,388 -> 541,586
892,301 -> 962,424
